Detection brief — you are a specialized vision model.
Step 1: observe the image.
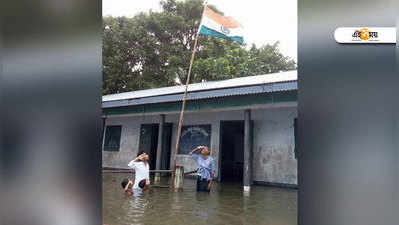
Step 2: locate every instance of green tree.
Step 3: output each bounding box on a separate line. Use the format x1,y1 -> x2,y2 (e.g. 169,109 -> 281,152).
102,0 -> 296,95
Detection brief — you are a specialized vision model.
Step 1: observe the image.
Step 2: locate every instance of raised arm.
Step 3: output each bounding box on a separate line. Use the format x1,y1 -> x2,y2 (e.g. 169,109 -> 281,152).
128,153 -> 145,168
189,146 -> 202,160
124,180 -> 133,192
190,146 -> 203,154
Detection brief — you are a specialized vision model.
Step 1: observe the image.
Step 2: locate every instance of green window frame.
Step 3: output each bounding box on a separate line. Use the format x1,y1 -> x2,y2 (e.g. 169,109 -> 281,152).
103,125 -> 122,151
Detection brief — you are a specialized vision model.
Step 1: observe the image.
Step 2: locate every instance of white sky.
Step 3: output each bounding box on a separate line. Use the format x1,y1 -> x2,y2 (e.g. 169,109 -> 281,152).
103,0 -> 297,62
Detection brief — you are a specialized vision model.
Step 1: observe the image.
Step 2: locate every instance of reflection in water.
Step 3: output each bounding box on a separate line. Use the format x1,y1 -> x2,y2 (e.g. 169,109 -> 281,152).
103,174 -> 297,225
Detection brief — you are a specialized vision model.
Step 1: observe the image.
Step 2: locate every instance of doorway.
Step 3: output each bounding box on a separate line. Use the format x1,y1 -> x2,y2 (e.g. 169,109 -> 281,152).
139,124 -> 159,170
160,123 -> 172,174
139,123 -> 172,171
220,121 -> 245,182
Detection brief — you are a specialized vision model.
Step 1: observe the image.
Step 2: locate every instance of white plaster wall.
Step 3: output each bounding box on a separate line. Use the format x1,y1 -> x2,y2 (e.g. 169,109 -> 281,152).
102,115 -> 161,168
103,106 -> 298,185
252,107 -> 298,185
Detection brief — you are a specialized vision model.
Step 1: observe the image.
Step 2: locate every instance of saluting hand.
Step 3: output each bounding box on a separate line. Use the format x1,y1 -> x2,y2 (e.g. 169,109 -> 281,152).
191,146 -> 201,153
134,153 -> 147,162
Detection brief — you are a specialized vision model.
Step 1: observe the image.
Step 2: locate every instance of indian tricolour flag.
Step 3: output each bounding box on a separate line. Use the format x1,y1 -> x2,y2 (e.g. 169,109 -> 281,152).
198,6 -> 244,45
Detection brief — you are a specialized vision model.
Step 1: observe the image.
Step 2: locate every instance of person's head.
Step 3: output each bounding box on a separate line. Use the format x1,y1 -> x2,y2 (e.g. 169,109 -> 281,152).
137,151 -> 149,162
200,146 -> 210,158
121,178 -> 131,189
138,179 -> 149,191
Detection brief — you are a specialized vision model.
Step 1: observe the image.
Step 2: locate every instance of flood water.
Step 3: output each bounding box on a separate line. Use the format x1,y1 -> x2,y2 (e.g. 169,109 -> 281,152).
103,173 -> 297,225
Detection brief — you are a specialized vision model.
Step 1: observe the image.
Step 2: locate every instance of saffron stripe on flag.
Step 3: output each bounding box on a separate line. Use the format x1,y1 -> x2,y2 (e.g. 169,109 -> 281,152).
204,7 -> 241,28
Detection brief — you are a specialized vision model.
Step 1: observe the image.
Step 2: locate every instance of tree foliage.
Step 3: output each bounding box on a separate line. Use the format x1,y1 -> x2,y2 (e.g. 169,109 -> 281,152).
103,0 -> 296,95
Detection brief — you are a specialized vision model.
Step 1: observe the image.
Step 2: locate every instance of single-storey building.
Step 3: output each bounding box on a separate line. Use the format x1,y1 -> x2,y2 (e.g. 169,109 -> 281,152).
102,70 -> 298,189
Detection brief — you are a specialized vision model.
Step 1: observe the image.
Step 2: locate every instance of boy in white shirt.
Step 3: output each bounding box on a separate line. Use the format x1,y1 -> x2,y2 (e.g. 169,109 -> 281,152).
126,151 -> 150,192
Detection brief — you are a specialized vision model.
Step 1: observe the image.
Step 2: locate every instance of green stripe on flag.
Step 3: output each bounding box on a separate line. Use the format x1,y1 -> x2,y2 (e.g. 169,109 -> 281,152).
199,26 -> 243,45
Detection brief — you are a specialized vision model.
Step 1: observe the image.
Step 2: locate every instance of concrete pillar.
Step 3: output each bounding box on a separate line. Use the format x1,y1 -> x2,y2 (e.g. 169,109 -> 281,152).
173,164 -> 184,191
243,109 -> 252,193
154,114 -> 165,184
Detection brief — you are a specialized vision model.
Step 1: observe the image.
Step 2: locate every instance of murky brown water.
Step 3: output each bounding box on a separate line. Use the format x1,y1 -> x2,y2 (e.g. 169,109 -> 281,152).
103,173 -> 297,225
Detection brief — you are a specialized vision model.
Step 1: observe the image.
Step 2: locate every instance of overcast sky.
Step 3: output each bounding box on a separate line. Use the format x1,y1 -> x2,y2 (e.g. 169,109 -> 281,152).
103,0 -> 297,62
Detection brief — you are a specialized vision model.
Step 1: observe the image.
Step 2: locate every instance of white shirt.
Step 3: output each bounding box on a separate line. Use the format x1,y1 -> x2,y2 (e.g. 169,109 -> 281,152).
127,160 -> 150,189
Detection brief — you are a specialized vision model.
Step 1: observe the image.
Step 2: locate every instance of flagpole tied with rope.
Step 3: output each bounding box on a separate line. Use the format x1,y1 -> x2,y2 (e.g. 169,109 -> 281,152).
170,1 -> 243,189
170,2 -> 208,190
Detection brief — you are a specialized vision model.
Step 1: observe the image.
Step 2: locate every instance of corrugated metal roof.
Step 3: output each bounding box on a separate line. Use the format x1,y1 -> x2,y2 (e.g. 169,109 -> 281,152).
103,70 -> 297,102
102,81 -> 297,108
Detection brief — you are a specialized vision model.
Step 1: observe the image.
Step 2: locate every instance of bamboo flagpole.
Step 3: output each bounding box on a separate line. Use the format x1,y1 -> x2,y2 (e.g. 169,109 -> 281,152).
170,4 -> 207,190
170,31 -> 199,189
168,2 -> 245,189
